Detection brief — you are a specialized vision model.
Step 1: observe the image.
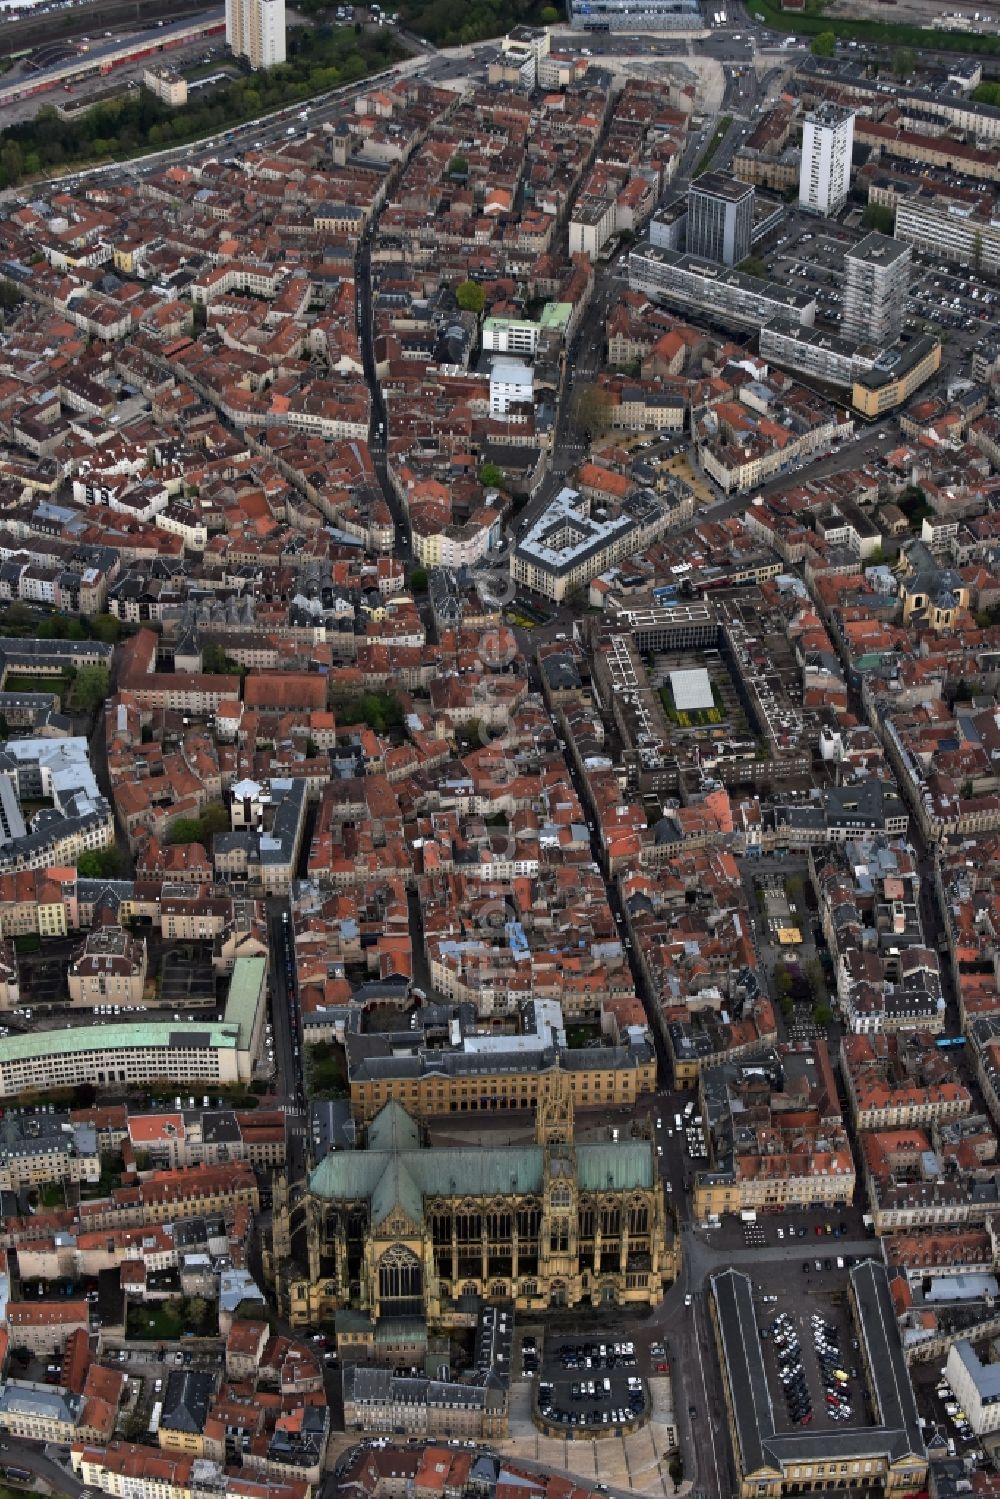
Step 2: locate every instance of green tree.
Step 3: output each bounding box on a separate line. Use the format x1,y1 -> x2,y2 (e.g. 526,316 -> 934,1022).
813,1003 -> 833,1027
71,664 -> 110,715
668,1456 -> 684,1492
738,255 -> 768,279
455,280 -> 486,314
540,4 -> 560,18
571,382 -> 613,438
861,203 -> 894,234
410,568 -> 428,594
0,278 -> 23,312
77,846 -> 128,879
169,817 -> 206,846
805,957 -> 827,1002
202,643 -> 238,674
187,1296 -> 213,1332
199,802 -> 230,838
892,45 -> 916,76
448,152 -> 468,175
811,30 -> 836,55
478,462 -> 505,488
89,613 -> 122,644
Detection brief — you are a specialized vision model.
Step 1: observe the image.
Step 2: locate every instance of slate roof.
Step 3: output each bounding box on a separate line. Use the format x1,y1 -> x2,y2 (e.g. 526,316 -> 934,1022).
711,1262 -> 926,1481
309,1102 -> 653,1214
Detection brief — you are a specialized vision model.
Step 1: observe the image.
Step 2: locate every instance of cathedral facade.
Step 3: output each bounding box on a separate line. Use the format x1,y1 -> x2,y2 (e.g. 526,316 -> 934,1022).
277,1076 -> 677,1332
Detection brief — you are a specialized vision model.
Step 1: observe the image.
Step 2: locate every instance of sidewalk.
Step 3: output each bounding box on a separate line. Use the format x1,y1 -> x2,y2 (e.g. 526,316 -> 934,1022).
496,1377 -> 679,1499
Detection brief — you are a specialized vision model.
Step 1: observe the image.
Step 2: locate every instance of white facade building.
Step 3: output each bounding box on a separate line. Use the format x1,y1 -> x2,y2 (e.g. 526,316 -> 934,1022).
482,318 -> 540,356
946,1340 -> 1000,1436
489,359 -> 534,416
799,105 -> 855,216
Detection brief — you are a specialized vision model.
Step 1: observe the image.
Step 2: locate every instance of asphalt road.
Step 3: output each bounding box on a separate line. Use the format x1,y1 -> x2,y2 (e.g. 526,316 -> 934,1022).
266,903 -> 308,1186
0,1439 -> 85,1498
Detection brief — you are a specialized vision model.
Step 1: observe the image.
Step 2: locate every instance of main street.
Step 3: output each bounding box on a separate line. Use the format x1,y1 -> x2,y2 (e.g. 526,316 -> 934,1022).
266,902 -> 308,1184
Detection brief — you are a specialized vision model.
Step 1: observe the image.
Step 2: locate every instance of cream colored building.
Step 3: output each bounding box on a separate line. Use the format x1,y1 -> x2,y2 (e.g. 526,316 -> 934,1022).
67,925 -> 147,1008
142,67 -> 188,105
226,0 -> 285,67
5,1301 -> 90,1355
946,1340 -> 1000,1437
0,1382 -> 82,1443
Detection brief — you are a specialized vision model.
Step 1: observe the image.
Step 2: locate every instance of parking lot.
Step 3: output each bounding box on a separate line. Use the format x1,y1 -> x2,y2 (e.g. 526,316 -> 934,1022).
911,1361 -> 986,1462
761,1300 -> 863,1434
537,1337 -> 648,1435
908,258 -> 1000,336
713,1254 -> 880,1441
767,228 -> 850,325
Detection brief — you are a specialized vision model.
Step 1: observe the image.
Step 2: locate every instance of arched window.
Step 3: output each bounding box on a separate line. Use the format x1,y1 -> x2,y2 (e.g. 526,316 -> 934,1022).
378,1243 -> 423,1313
551,1182 -> 572,1209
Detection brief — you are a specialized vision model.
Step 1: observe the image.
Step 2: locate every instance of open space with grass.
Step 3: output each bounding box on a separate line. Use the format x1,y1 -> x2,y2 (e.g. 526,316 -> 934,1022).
127,1301 -> 185,1341
695,115 -> 732,174
306,1040 -> 349,1099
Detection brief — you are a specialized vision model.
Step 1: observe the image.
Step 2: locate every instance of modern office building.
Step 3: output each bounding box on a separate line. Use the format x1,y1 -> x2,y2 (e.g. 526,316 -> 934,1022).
894,189 -> 1000,274
226,0 -> 285,68
843,232 -> 911,346
686,173 -> 754,267
799,104 -> 855,215
0,955 -> 267,1098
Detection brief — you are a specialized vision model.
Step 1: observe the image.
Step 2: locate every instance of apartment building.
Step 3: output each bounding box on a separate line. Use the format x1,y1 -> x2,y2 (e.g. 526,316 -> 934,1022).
511,485 -> 679,602
343,1367 -> 508,1440
226,0 -> 285,68
630,244 -> 817,331
946,1341 -> 1000,1437
0,1111 -> 100,1190
142,67 -> 188,105
67,924 -> 148,1008
693,1045 -> 856,1221
841,1033 -> 971,1130
5,1300 -> 90,1354
78,1162 -> 259,1232
0,1382 -> 83,1443
851,338 -> 942,419
843,232 -> 911,347
569,198 -> 619,260
894,191 -> 1000,274
799,105 -> 855,216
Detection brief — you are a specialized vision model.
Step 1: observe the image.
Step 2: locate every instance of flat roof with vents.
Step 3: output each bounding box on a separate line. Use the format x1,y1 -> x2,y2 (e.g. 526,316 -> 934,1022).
846,232 -> 911,266
669,667 -> 714,711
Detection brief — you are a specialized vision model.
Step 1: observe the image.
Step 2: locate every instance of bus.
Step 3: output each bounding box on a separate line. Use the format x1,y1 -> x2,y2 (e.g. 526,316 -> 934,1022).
936,1035 -> 966,1050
